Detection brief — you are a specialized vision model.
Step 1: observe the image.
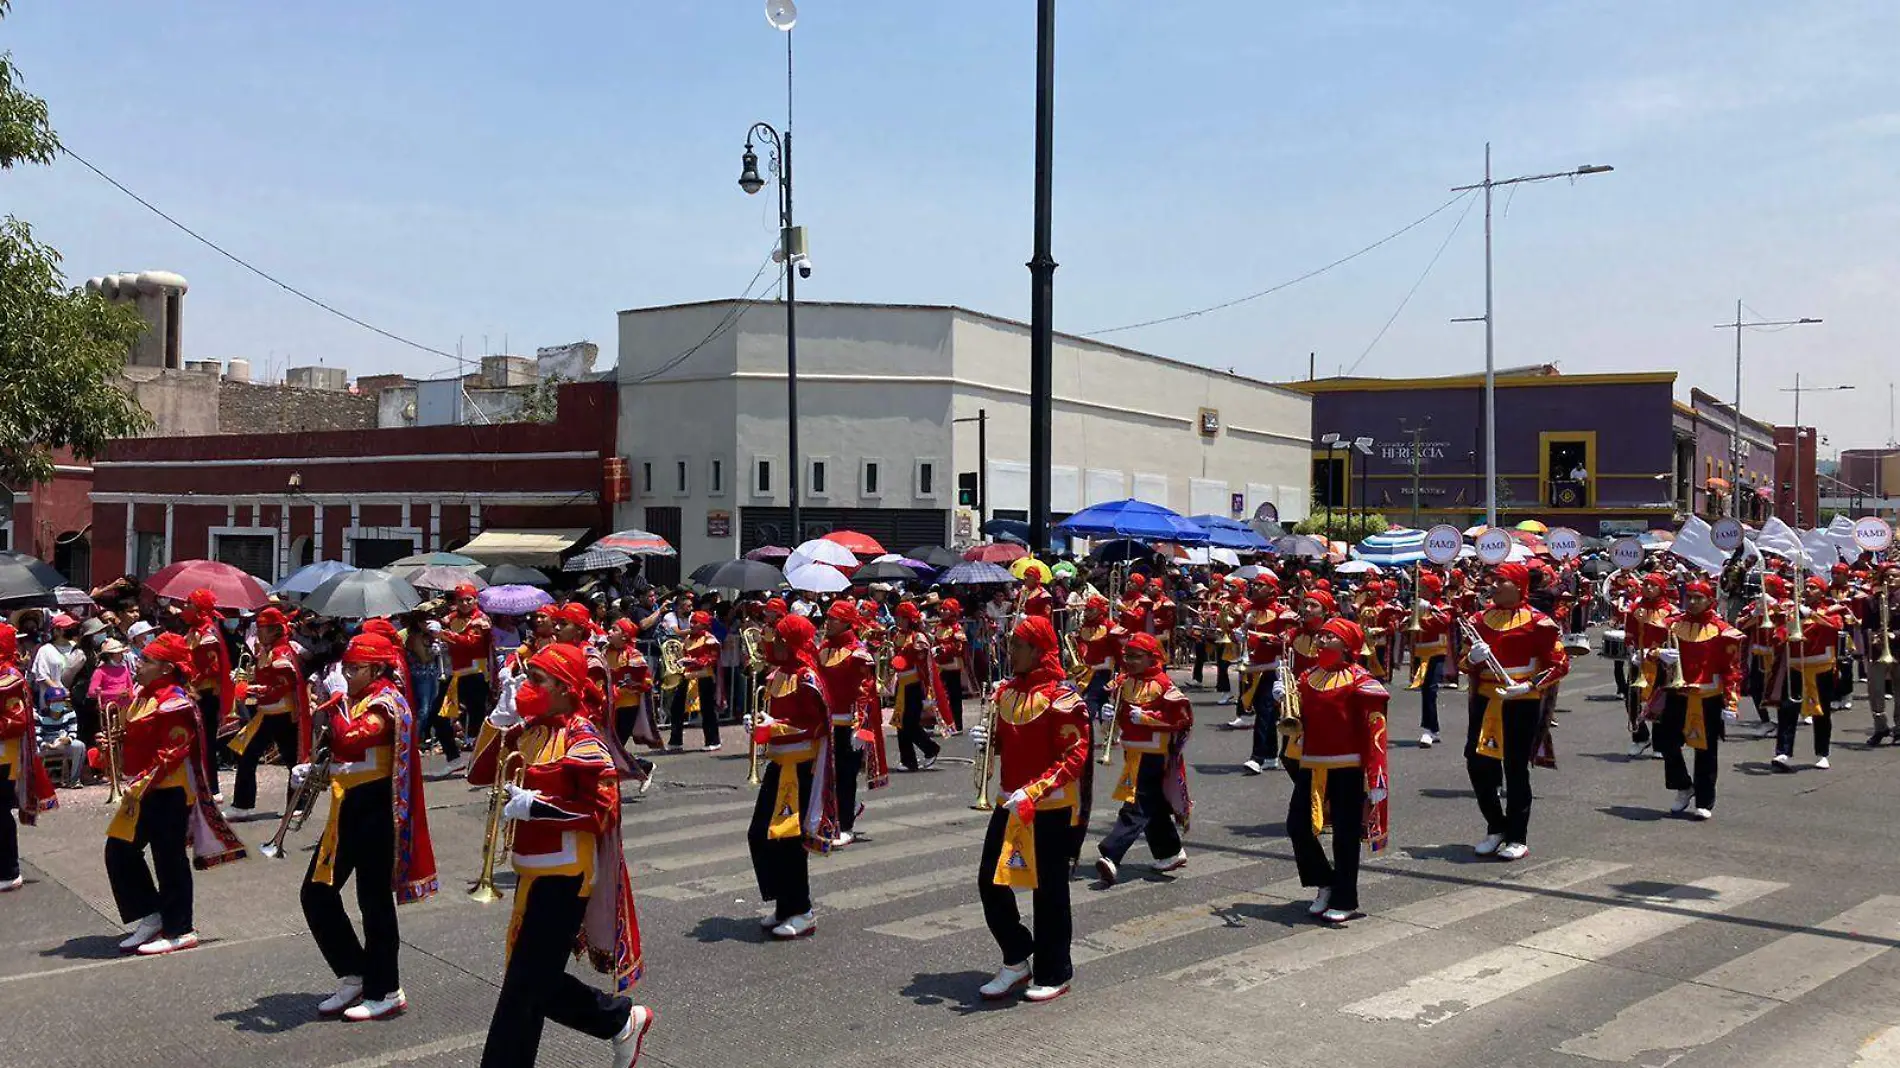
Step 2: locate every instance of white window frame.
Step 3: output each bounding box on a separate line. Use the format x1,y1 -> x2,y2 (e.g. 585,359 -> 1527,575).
340,525 -> 423,567
207,525 -> 282,584
708,456 -> 726,498
808,455 -> 832,500
673,456 -> 691,498
752,455 -> 777,498
914,457 -> 939,500
860,457 -> 883,500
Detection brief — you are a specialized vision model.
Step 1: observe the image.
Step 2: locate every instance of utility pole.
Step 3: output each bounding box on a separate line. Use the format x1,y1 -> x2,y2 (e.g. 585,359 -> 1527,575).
954,409 -> 990,525
1714,301 -> 1821,519
1026,0 -> 1057,556
1780,374 -> 1855,528
1399,418 -> 1432,529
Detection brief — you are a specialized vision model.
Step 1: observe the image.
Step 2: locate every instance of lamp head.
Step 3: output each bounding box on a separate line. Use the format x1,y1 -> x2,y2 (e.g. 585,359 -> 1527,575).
738,146 -> 765,196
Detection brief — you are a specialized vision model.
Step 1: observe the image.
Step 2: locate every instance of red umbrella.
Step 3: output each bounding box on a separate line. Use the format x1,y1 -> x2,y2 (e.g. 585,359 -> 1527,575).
964,543 -> 1027,564
144,559 -> 271,611
745,545 -> 792,562
822,530 -> 885,557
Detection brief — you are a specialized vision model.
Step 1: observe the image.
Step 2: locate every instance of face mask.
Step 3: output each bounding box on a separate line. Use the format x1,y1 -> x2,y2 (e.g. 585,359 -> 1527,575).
514,683 -> 552,721
1315,647 -> 1347,671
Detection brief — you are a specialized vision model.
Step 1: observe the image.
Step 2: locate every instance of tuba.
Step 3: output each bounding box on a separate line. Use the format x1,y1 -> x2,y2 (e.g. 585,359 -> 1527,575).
468,749 -> 527,902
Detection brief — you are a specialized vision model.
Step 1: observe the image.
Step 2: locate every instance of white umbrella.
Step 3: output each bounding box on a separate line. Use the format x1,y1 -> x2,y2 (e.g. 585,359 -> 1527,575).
790,538 -> 857,573
1209,547 -> 1241,568
1336,560 -> 1383,575
786,562 -> 851,593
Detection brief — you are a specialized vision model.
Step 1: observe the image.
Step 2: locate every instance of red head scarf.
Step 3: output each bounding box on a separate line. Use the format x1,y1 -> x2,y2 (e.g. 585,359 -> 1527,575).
772,613 -> 822,674
1256,571 -> 1282,590
1126,573 -> 1147,590
689,611 -> 712,631
255,607 -> 289,629
764,597 -> 789,621
188,588 -> 218,612
826,599 -> 861,627
1084,594 -> 1108,615
1764,574 -> 1790,598
142,632 -> 198,683
894,601 -> 922,625
1494,563 -> 1531,598
611,618 -> 638,639
0,622 -> 16,661
453,584 -> 479,601
939,597 -> 962,619
528,642 -> 605,719
1321,618 -> 1365,656
1806,576 -> 1829,595
1123,632 -> 1166,677
1009,615 -> 1066,685
1642,572 -> 1670,594
1684,579 -> 1714,598
1022,568 -> 1043,587
552,602 -> 593,626
1303,590 -> 1336,615
1314,578 -> 1332,592
343,632 -> 405,667
1419,571 -> 1444,595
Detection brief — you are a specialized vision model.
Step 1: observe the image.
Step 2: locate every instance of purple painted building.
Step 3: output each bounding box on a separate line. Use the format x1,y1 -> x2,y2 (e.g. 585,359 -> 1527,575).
1674,388 -> 1777,522
1288,368 -> 1679,534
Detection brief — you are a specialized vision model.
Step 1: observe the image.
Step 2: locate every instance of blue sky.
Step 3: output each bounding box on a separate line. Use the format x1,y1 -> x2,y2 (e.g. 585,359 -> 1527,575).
7,1 -> 1897,449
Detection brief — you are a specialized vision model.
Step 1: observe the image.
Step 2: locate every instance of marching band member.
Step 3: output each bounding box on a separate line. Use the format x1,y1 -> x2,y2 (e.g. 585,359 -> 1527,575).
1646,580 -> 1741,819
1619,574 -> 1675,757
1776,578 -> 1846,771
935,598 -> 970,733
1355,581 -> 1402,682
439,584 -> 494,740
1239,577 -> 1293,775
1116,573 -> 1152,634
1284,618 -> 1389,923
1408,571 -> 1453,748
1,623 -> 57,892
475,643 -> 651,1068
1072,595 -> 1125,721
969,616 -> 1089,1004
1860,563 -> 1900,745
1826,563 -> 1861,713
607,620 -> 661,751
1151,579 -> 1179,665
889,602 -> 946,771
667,611 -> 723,752
747,614 -> 839,939
1461,562 -> 1568,861
819,601 -> 883,845
1093,633 -> 1190,885
299,632 -> 438,1020
103,632 -> 246,955
181,588 -> 235,798
1736,573 -> 1791,738
1014,568 -> 1054,622
554,603 -> 650,790
227,607 -> 306,819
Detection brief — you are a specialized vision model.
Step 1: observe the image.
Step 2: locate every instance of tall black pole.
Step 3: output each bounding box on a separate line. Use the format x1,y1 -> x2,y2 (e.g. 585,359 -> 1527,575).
782,32 -> 801,543
977,407 -> 990,526
1027,0 -> 1057,556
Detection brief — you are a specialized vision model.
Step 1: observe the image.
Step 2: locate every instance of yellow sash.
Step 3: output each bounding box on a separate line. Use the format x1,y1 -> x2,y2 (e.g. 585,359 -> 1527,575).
1408,651 -> 1442,691
312,778 -> 349,885
1682,692 -> 1712,751
107,784 -> 143,842
992,805 -> 1039,889
1112,750 -> 1140,805
1239,668 -> 1265,709
1475,682 -> 1512,761
768,757 -> 803,840
1307,765 -> 1330,836
228,706 -> 281,757
1797,664 -> 1830,719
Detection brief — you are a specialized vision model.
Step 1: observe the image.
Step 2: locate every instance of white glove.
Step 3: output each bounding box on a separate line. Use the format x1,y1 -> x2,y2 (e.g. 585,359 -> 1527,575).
969,722 -> 989,750
1721,705 -> 1738,722
1498,681 -> 1533,699
501,784 -> 541,822
289,763 -> 313,789
1656,648 -> 1681,666
1271,680 -> 1287,703
425,620 -> 443,635
1468,640 -> 1493,664
1003,788 -> 1031,810
486,706 -> 522,731
1367,787 -> 1389,804
1096,703 -> 1116,723
753,713 -> 777,732
850,730 -> 867,751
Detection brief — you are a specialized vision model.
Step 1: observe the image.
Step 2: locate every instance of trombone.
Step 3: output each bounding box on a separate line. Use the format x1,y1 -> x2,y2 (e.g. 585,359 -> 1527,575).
1096,677 -> 1121,765
259,700 -> 336,859
971,697 -> 999,811
100,699 -> 127,804
1878,574 -> 1897,667
468,749 -> 527,903
746,677 -> 768,787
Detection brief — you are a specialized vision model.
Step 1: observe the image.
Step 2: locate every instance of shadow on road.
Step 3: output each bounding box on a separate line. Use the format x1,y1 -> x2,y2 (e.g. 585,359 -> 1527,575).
213,992 -> 319,1034
1396,843 -> 1502,865
899,970 -> 1014,1016
39,934 -> 125,961
687,915 -> 766,945
1598,805 -> 1667,822
1221,821 -> 1288,840
1416,787 -> 1474,800
1610,879 -> 1718,901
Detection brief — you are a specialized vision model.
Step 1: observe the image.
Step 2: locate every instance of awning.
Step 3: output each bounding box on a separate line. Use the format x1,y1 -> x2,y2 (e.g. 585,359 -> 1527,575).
1705,477 -> 1731,492
456,528 -> 588,567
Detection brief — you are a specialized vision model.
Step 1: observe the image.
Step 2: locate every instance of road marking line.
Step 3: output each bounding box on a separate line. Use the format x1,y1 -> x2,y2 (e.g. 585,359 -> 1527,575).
1071,871 -> 1393,965
631,792 -> 942,850
819,867 -> 969,912
640,830 -> 982,901
1855,1027 -> 1900,1066
1557,895 -> 1900,1064
1170,858 -> 1624,994
1343,875 -> 1785,1027
639,805 -> 977,873
622,789 -> 955,829
328,1031 -> 487,1068
868,851 -> 1260,941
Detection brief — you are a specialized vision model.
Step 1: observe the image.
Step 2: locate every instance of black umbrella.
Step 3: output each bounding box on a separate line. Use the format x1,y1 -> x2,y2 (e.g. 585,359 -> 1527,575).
0,551 -> 69,607
478,564 -> 551,587
562,547 -> 634,573
854,560 -> 919,583
698,559 -> 789,593
301,569 -> 422,619
688,561 -> 725,586
906,545 -> 962,570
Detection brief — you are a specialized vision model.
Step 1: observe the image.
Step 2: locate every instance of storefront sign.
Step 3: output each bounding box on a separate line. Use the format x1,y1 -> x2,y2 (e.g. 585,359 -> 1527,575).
1378,440 -> 1451,462
1230,492 -> 1245,518
706,509 -> 732,538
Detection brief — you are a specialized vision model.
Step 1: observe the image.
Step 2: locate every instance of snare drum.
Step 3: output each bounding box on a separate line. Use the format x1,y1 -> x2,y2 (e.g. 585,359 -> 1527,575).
1600,628 -> 1627,660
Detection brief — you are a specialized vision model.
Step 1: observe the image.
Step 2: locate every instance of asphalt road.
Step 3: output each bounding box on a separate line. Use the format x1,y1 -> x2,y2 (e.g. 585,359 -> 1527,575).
7,650 -> 1900,1068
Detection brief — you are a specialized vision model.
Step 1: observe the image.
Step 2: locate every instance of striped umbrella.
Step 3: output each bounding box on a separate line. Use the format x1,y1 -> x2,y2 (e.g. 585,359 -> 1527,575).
562,547 -> 635,573
593,529 -> 677,557
1353,528 -> 1428,567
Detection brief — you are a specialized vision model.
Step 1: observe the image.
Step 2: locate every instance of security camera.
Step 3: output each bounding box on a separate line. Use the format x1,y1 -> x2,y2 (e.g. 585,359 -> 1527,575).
791,253 -> 813,279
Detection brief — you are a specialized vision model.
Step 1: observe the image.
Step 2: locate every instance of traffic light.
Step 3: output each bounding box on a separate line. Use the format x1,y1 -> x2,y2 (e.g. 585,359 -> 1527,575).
958,471 -> 979,507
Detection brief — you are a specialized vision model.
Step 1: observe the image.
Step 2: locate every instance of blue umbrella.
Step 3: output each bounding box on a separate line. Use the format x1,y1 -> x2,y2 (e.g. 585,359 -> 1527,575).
1189,514 -> 1271,551
937,561 -> 1020,586
980,518 -> 1065,553
1354,528 -> 1428,567
1057,498 -> 1209,544
274,560 -> 356,596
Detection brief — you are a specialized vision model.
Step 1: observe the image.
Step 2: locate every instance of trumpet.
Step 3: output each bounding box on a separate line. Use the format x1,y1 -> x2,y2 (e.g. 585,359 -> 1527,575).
658,638 -> 686,691
468,749 -> 527,903
1277,665 -> 1304,738
1661,625 -> 1689,690
746,676 -> 768,787
1879,580 -> 1896,666
259,697 -> 337,859
1457,616 -> 1518,689
1096,679 -> 1120,765
971,696 -> 999,811
99,699 -> 127,804
1407,564 -> 1427,634
1062,628 -> 1086,683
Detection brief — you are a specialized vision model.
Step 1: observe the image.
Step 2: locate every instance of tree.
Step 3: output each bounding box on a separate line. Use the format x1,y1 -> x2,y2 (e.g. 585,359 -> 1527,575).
0,3 -> 152,487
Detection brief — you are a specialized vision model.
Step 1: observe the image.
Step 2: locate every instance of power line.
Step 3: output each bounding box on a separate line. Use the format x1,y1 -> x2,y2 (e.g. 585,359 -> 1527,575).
1341,189 -> 1477,377
1082,191 -> 1476,337
628,248 -> 783,384
62,146 -> 473,371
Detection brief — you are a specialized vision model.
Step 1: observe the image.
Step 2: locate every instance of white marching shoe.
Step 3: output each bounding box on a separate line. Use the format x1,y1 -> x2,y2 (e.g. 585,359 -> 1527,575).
343,989 -> 406,1021
1151,851 -> 1188,874
770,912 -> 816,939
979,961 -> 1031,1000
1240,759 -> 1264,775
317,976 -> 364,1016
1094,855 -> 1119,886
0,875 -> 21,892
1815,756 -> 1831,770
1670,788 -> 1695,814
1691,807 -> 1714,821
135,931 -> 199,955
1024,980 -> 1071,1003
119,914 -> 163,951
759,911 -> 780,931
614,1005 -> 656,1068
1307,887 -> 1333,916
1473,833 -> 1503,857
1419,731 -> 1437,749
1319,908 -> 1355,924
1496,842 -> 1531,862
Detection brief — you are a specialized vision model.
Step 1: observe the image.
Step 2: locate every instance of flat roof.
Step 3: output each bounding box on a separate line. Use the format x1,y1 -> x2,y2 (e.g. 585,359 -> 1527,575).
1283,370 -> 1677,394
615,298 -> 1310,400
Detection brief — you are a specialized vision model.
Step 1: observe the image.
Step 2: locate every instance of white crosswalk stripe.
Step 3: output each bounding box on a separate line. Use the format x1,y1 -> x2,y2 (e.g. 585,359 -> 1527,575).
631,791 -> 942,851
641,829 -> 984,901
1558,895 -> 1900,1065
1342,875 -> 1785,1027
639,804 -> 979,873
1071,871 -> 1391,965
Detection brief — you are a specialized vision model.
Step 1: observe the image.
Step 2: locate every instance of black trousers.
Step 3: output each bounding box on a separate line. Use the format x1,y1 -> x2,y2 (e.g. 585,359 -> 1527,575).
1776,675 -> 1834,758
748,759 -> 814,919
942,671 -> 966,730
301,779 -> 401,999
667,678 -> 720,747
896,681 -> 939,769
977,806 -> 1074,987
454,673 -> 493,738
1191,642 -> 1231,692
0,768 -> 18,882
1465,694 -> 1541,845
1287,764 -> 1365,911
1623,681 -> 1652,744
831,725 -> 862,832
194,690 -> 223,790
104,785 -> 193,935
1654,695 -> 1721,809
479,874 -> 633,1068
232,713 -> 299,812
1246,669 -> 1282,763
1097,754 -> 1182,864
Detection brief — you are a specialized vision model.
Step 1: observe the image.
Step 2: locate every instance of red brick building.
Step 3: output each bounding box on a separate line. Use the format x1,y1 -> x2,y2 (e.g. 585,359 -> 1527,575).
1774,425 -> 1821,527
87,382 -> 621,584
3,453 -> 100,584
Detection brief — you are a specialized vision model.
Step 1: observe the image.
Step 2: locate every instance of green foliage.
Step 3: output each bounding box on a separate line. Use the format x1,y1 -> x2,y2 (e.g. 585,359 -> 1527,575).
1295,510 -> 1396,545
0,5 -> 154,486
508,371 -> 567,424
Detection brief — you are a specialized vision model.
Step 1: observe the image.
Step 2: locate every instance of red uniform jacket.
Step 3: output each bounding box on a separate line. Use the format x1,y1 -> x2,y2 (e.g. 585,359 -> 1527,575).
1074,621 -> 1126,677
1465,607 -> 1570,692
762,665 -> 830,756
1243,604 -> 1294,666
817,639 -> 875,728
609,645 -> 651,705
1665,615 -> 1744,709
439,611 -> 492,676
0,666 -> 56,822
934,622 -> 968,675
1114,674 -> 1193,752
682,633 -> 720,677
993,678 -> 1089,810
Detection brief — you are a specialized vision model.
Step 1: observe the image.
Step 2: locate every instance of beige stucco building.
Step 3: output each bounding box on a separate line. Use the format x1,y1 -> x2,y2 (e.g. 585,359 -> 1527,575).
616,300 -> 1312,579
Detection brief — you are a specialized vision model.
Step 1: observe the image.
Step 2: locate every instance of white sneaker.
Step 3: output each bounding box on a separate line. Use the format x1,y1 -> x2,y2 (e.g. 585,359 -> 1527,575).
1319,908 -> 1355,924
136,931 -> 200,955
759,911 -> 780,931
1024,981 -> 1071,1003
1240,759 -> 1263,776
317,976 -> 364,1016
770,912 -> 816,939
1771,753 -> 1792,771
1497,842 -> 1530,862
1094,855 -> 1118,886
1224,716 -> 1252,729
118,914 -> 163,951
1217,695 -> 1235,706
1815,756 -> 1831,770
1670,788 -> 1695,814
831,831 -> 855,848
1474,833 -> 1503,857
342,990 -> 406,1021
1261,758 -> 1281,771
1307,887 -> 1333,916
614,1005 -> 656,1068
1627,740 -> 1649,758
1419,731 -> 1437,749
0,875 -> 22,892
702,743 -> 723,752
979,961 -> 1031,1000
1151,851 -> 1188,874
1801,716 -> 1813,725
1691,807 -> 1714,821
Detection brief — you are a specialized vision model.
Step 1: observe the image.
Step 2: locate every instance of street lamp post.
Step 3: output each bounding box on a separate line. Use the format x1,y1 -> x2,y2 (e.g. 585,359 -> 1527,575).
737,6 -> 803,541
1779,375 -> 1854,528
1353,436 -> 1374,535
1714,301 -> 1821,520
1452,145 -> 1613,528
1320,432 -> 1341,539
1026,0 -> 1058,556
